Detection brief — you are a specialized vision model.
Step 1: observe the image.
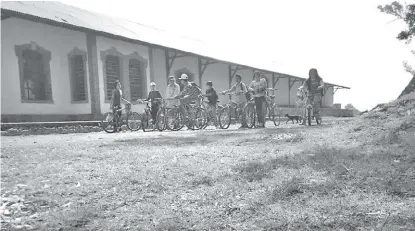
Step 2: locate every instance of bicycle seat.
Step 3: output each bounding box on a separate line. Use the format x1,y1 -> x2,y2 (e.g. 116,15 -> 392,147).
269,95 -> 276,99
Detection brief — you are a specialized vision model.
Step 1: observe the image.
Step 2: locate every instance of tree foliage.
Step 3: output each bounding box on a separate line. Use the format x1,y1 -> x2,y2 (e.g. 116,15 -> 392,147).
378,1 -> 415,43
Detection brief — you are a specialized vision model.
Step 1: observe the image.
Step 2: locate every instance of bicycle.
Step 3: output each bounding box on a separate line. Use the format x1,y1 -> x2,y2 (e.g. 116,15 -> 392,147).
303,91 -> 322,126
140,98 -> 162,132
201,96 -> 221,129
217,92 -> 245,129
245,88 -> 281,128
101,102 -> 141,133
165,96 -> 207,131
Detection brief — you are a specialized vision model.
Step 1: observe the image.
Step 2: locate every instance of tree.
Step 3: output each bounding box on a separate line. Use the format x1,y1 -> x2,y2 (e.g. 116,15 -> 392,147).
378,1 -> 415,98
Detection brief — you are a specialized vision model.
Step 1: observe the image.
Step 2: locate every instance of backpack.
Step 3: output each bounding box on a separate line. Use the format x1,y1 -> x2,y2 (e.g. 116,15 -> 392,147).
212,89 -> 219,102
239,83 -> 251,101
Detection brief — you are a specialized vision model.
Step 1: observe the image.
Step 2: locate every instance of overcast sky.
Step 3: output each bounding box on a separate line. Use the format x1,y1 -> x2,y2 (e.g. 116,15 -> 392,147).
64,0 -> 415,111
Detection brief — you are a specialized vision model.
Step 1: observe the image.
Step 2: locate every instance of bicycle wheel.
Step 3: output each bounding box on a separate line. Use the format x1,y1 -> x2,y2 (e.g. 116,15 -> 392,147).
166,108 -> 184,131
245,103 -> 256,129
126,112 -> 142,131
271,106 -> 281,126
191,107 -> 207,130
219,106 -> 231,129
156,109 -> 167,131
101,112 -> 117,133
307,107 -> 312,126
142,111 -> 154,132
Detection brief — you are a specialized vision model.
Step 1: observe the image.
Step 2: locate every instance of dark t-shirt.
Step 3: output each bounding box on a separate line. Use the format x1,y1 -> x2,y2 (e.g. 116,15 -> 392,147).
112,89 -> 121,106
146,91 -> 162,105
206,88 -> 218,105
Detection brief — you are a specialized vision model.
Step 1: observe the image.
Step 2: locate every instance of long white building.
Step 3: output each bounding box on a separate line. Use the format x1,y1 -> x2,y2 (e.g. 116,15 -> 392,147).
1,1 -> 349,122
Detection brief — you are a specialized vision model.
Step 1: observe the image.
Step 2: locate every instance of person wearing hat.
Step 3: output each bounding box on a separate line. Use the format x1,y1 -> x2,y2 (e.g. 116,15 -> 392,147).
173,73 -> 202,105
221,74 -> 249,129
248,71 -> 268,128
203,81 -> 219,128
138,82 -> 162,125
165,76 -> 180,108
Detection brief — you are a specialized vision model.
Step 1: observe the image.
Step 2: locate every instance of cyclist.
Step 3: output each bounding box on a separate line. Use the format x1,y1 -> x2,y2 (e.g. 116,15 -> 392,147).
221,74 -> 249,129
138,82 -> 162,125
203,81 -> 219,128
301,68 -> 325,125
109,80 -> 130,132
248,71 -> 267,128
165,76 -> 180,108
171,74 -> 202,127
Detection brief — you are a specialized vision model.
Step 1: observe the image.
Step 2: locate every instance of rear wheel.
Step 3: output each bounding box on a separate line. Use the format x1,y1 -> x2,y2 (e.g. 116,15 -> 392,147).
271,106 -> 281,126
218,106 -> 231,129
101,112 -> 117,133
126,112 -> 142,131
156,109 -> 167,131
191,107 -> 207,130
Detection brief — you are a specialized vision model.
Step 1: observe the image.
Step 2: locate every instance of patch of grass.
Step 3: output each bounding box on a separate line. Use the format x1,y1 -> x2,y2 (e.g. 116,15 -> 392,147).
45,206 -> 98,230
191,175 -> 214,187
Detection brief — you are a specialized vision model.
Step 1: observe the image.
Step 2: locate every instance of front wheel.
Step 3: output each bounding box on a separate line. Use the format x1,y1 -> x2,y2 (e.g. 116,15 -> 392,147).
218,106 -> 231,129
245,103 -> 255,129
126,112 -> 142,131
190,107 -> 207,130
166,108 -> 184,131
101,112 -> 117,133
156,108 -> 167,131
142,111 -> 154,132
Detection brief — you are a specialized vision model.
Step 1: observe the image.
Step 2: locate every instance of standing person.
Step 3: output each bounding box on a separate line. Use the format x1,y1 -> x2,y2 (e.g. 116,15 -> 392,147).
248,71 -> 267,128
109,80 -> 130,132
139,82 -> 162,125
221,74 -> 249,129
301,68 -> 325,125
165,76 -> 180,108
203,81 -> 219,128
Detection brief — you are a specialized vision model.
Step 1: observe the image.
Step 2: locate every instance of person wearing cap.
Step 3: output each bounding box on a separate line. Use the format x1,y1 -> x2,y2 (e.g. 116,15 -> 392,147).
248,71 -> 268,128
165,76 -> 180,108
203,81 -> 219,128
173,73 -> 202,105
138,82 -> 162,125
221,74 -> 249,129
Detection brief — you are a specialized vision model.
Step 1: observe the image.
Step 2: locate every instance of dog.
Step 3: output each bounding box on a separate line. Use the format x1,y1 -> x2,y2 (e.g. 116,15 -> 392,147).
285,113 -> 302,124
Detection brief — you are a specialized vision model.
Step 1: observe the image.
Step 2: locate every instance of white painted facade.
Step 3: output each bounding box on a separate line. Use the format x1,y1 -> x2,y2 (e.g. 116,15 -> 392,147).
1,17 -> 336,122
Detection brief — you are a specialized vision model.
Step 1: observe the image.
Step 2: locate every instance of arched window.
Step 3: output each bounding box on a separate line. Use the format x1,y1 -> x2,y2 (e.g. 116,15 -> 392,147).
68,48 -> 88,102
104,55 -> 121,100
15,42 -> 52,102
129,58 -> 143,101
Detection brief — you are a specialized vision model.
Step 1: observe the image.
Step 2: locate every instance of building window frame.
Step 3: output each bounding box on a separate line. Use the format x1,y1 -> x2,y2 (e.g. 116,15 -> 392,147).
68,47 -> 88,104
15,41 -> 53,104
100,47 -> 123,103
125,52 -> 148,101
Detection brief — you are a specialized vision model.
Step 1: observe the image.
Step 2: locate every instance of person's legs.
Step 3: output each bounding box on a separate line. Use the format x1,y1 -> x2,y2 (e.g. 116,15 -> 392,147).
239,102 -> 248,127
254,97 -> 264,125
211,104 -> 218,127
151,104 -> 159,124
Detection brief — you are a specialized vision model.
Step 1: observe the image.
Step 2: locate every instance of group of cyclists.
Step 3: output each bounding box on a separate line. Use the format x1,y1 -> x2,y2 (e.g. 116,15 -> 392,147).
109,68 -> 326,131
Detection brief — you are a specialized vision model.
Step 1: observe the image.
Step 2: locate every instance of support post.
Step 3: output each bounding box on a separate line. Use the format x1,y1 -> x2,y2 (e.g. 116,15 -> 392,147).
165,49 -> 170,82
288,76 -> 291,107
148,46 -> 155,82
86,33 -> 101,119
198,57 -> 202,87
228,64 -> 232,88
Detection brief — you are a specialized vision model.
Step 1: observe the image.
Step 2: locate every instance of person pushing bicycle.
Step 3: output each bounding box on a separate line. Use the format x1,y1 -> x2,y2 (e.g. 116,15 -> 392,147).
300,68 -> 325,125
109,80 -> 131,132
137,82 -> 162,125
221,74 -> 249,129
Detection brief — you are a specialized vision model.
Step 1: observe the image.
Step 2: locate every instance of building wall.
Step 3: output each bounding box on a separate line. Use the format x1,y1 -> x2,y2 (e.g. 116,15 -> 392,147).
1,18 -> 91,116
167,54 -> 200,86
96,36 -> 150,113
152,48 -> 167,96
200,62 -> 229,103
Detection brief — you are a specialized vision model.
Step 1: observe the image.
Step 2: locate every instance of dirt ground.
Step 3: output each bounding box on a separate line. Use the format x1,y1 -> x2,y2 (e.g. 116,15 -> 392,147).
1,117 -> 414,231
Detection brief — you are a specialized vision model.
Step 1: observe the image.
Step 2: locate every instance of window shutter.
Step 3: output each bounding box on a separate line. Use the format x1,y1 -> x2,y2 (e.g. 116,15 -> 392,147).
105,55 -> 121,100
71,55 -> 87,101
21,50 -> 50,101
129,59 -> 142,101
